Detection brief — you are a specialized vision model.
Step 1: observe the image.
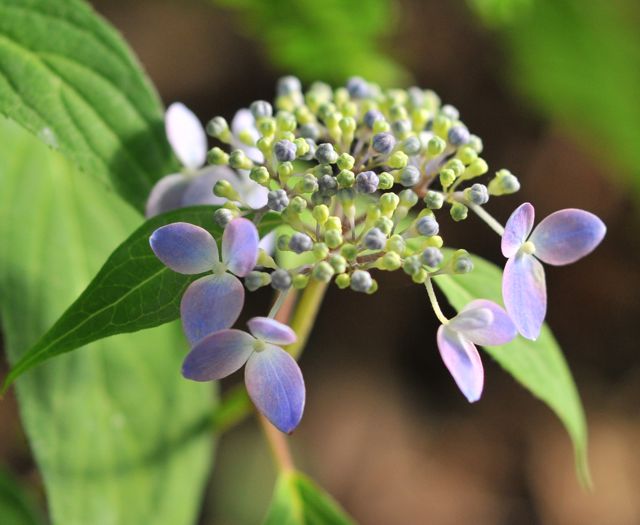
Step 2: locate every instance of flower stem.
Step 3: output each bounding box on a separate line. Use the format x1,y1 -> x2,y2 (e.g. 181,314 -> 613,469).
467,202 -> 505,236
258,413 -> 295,472
269,289 -> 293,319
425,277 -> 449,325
287,279 -> 329,359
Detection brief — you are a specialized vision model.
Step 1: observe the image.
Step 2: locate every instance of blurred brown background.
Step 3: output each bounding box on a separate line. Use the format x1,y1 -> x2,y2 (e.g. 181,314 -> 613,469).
2,0 -> 640,524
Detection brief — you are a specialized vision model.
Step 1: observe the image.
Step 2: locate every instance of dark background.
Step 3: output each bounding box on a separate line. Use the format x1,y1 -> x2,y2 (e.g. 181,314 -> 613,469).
2,0 -> 639,524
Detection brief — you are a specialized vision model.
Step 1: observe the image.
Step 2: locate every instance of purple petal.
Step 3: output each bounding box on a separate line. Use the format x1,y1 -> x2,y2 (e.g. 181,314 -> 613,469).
247,317 -> 297,345
145,173 -> 190,218
245,344 -> 305,433
437,325 -> 484,403
502,202 -> 535,258
165,102 -> 207,169
502,253 -> 546,340
182,329 -> 255,381
222,218 -> 259,277
180,273 -> 245,345
149,222 -> 218,274
456,300 -> 517,346
182,167 -> 236,207
448,306 -> 493,333
529,208 -> 606,266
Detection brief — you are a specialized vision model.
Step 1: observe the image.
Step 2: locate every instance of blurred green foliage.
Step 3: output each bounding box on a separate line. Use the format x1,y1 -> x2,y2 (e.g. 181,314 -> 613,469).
213,0 -> 410,85
469,0 -> 640,196
0,470 -> 44,525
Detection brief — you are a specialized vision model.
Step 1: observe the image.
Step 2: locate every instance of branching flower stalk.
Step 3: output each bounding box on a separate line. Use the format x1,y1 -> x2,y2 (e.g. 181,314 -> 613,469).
148,75 -> 606,436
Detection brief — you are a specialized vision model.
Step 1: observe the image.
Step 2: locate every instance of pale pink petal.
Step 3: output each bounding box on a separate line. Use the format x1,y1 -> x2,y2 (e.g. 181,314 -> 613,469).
502,253 -> 546,340
231,109 -> 264,163
149,222 -> 218,274
182,166 -> 236,207
182,329 -> 255,381
221,218 -> 259,277
245,344 -> 305,433
457,300 -> 517,346
247,317 -> 297,345
166,102 -> 207,169
530,208 -> 606,266
502,202 -> 535,258
437,325 -> 484,402
145,173 -> 190,218
180,273 -> 244,345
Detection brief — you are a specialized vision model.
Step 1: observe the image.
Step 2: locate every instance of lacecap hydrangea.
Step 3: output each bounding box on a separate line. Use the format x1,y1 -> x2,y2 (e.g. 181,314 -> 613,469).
149,76 -> 606,433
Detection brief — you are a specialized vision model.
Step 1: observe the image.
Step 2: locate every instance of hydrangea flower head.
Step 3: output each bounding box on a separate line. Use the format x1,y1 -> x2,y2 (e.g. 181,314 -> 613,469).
501,203 -> 606,340
437,299 -> 516,402
182,317 -> 304,433
150,218 -> 259,344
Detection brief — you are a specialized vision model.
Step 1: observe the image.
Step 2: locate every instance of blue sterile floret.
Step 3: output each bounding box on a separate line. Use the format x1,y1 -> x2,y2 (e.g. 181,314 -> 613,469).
372,132 -> 396,155
289,232 -> 314,254
270,269 -> 292,290
416,216 -> 439,237
355,171 -> 379,193
346,76 -> 370,99
363,228 -> 387,250
315,143 -> 338,164
422,247 -> 443,267
274,139 -> 297,162
350,270 -> 372,292
363,109 -> 384,129
267,189 -> 289,211
448,125 -> 470,146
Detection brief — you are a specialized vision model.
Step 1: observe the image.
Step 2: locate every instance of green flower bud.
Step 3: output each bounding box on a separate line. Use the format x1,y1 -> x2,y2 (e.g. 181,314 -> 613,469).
378,172 -> 394,190
207,147 -> 229,165
299,174 -> 319,193
488,169 -> 520,196
293,274 -> 309,289
325,229 -> 343,249
328,254 -> 347,273
386,234 -> 406,255
412,268 -> 428,284
312,242 -> 329,260
445,158 -> 466,177
257,136 -> 273,157
432,115 -> 452,138
337,153 -> 355,171
337,169 -> 355,188
452,250 -> 474,274
374,216 -> 394,236
341,243 -> 358,260
380,192 -> 400,216
380,251 -> 402,271
289,195 -> 307,214
238,129 -> 256,147
398,189 -> 418,208
424,190 -> 444,209
213,179 -> 240,200
249,166 -> 270,186
439,169 -> 456,189
276,111 -> 297,132
313,261 -> 335,282
450,202 -> 468,222
326,216 -> 342,231
464,158 -> 489,178
206,116 -> 230,141
389,104 -> 408,121
294,106 -> 314,125
372,119 -> 391,134
277,234 -> 291,251
244,271 -> 271,292
339,116 -> 357,134
427,136 -> 447,157
367,279 -> 379,294
467,134 -> 483,153
229,149 -> 253,170
403,254 -> 423,276
277,161 -> 294,180
294,137 -> 310,157
258,117 -> 276,137
456,146 -> 478,165
388,151 -> 408,169
335,273 -> 351,289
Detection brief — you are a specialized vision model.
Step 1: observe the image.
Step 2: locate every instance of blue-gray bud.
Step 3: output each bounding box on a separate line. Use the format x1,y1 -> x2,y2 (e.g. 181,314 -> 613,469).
363,109 -> 384,129
355,171 -> 379,193
392,119 -> 411,136
299,123 -> 320,141
300,138 -> 317,160
399,165 -> 420,187
270,269 -> 292,290
363,228 -> 387,250
315,143 -> 338,164
440,104 -> 459,120
448,125 -> 470,146
401,136 -> 422,156
407,87 -> 425,108
416,215 -> 439,236
250,100 -> 273,119
289,233 -> 314,254
422,247 -> 443,267
453,255 -> 474,274
318,174 -> 338,195
466,183 -> 489,205
267,189 -> 289,212
350,270 -> 373,293
346,76 -> 370,99
277,75 -> 302,96
245,271 -> 270,292
372,132 -> 396,155
274,139 -> 297,162
214,208 -> 235,228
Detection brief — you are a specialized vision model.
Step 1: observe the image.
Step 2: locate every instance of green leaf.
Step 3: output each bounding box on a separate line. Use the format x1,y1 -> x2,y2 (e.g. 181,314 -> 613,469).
263,471 -> 355,525
0,470 -> 45,525
213,0 -> 409,85
3,206 -> 281,390
0,0 -> 173,212
0,117 -> 213,525
433,250 -> 590,486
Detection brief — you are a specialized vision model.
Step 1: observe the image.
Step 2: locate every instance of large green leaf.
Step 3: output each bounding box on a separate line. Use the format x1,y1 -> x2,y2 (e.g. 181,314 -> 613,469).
0,470 -> 45,525
0,117 -> 213,524
434,251 -> 590,486
263,471 -> 355,525
3,207 -> 281,390
0,0 -> 173,211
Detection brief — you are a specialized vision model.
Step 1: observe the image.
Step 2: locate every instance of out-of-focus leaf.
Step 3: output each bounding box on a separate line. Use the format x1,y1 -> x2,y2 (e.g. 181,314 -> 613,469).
0,0 -> 173,212
263,470 -> 355,525
434,250 -> 590,486
469,0 -> 640,196
3,208 -> 281,390
214,0 -> 409,85
0,470 -> 45,525
0,117 -> 213,525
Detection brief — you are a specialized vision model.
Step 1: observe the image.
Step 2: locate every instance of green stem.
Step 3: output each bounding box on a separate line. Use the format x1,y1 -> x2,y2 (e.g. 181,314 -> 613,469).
467,202 -> 505,236
425,277 -> 449,325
